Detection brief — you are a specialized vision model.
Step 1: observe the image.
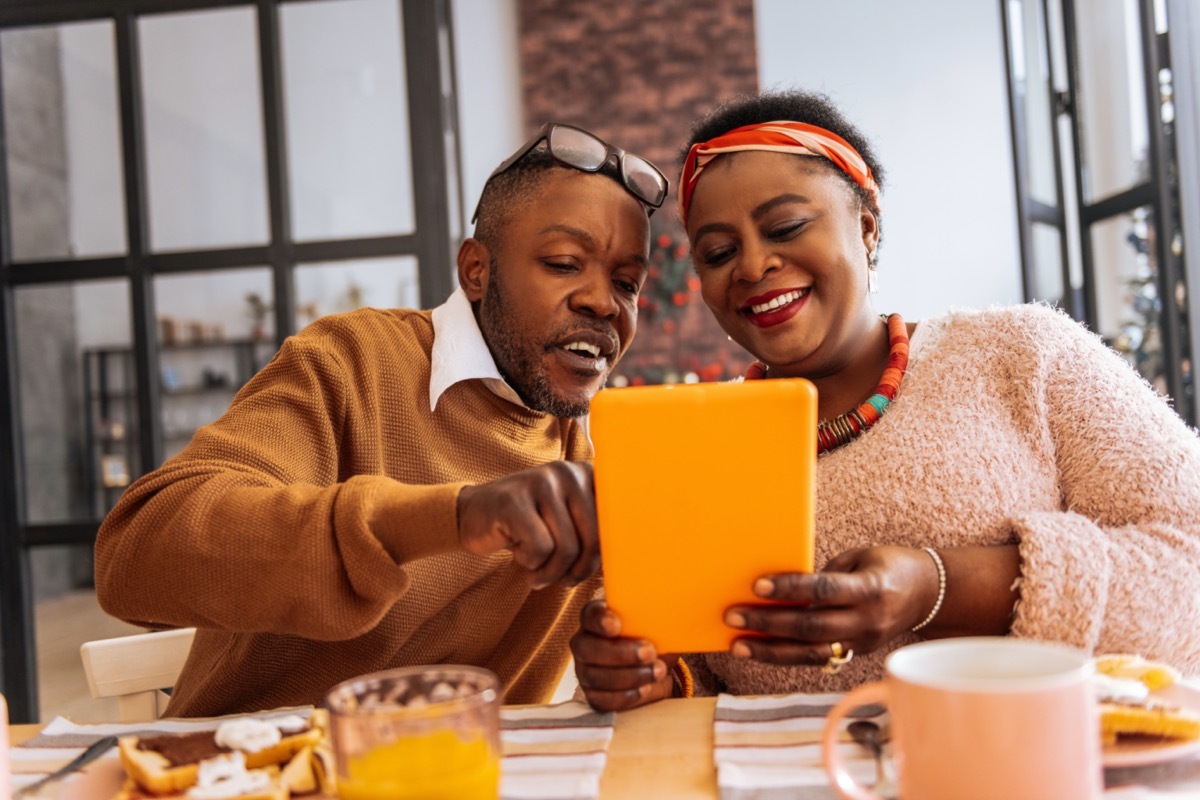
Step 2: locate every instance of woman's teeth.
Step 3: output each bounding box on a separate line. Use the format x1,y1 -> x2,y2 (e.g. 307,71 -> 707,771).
748,289 -> 806,315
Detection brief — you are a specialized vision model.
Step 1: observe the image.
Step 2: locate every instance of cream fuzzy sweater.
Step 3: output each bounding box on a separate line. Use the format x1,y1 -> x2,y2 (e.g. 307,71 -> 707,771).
690,304 -> 1200,696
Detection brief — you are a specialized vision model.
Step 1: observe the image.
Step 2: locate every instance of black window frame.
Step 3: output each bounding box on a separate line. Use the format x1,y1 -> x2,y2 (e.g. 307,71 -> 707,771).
1001,0 -> 1195,424
0,0 -> 462,722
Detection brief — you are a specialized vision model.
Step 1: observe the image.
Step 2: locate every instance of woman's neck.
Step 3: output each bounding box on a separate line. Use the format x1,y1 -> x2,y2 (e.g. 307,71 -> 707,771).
790,315 -> 892,424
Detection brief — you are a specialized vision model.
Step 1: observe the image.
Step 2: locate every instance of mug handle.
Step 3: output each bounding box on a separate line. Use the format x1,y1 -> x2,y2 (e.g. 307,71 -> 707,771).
823,681 -> 890,800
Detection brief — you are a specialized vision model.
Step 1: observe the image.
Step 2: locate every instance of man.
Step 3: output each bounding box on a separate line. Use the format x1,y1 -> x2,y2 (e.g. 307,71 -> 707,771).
94,123 -> 667,716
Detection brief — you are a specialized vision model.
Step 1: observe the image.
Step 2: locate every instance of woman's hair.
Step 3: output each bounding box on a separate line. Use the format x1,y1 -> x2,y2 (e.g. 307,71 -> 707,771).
681,89 -> 886,225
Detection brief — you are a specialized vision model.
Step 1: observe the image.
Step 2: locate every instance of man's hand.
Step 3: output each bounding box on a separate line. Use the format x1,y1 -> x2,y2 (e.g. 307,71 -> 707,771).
456,461 -> 600,589
570,599 -> 673,712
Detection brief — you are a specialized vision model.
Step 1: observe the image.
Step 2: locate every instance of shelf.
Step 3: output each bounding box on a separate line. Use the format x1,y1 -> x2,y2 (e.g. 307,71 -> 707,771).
83,339 -> 267,356
84,338 -> 263,517
98,431 -> 198,444
92,385 -> 236,400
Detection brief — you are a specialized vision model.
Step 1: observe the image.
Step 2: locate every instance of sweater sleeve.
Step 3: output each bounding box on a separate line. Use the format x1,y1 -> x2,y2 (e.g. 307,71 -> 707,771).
1007,310 -> 1200,673
94,333 -> 466,641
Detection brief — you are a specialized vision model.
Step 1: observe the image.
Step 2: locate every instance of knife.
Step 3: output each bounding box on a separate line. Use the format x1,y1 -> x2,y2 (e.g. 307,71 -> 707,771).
14,735 -> 118,799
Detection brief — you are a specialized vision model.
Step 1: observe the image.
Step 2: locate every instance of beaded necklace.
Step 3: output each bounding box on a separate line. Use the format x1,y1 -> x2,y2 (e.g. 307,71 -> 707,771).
743,314 -> 910,455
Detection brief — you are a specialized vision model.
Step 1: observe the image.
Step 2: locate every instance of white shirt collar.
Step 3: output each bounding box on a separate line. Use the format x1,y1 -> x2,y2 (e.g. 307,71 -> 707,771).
429,287 -> 527,412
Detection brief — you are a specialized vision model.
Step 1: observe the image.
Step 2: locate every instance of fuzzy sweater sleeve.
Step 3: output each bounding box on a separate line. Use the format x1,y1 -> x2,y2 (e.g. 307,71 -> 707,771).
1007,309 -> 1200,673
94,329 -> 465,642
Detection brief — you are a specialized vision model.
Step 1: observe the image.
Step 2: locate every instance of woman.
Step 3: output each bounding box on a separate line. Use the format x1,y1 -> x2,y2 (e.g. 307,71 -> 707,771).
570,89 -> 1200,711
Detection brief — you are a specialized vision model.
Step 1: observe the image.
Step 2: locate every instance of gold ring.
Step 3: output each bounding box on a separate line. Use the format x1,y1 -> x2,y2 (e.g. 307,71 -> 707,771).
823,641 -> 854,675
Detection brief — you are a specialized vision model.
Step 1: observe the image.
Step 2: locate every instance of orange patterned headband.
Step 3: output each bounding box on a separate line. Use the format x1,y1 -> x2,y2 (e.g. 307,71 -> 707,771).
677,120 -> 880,223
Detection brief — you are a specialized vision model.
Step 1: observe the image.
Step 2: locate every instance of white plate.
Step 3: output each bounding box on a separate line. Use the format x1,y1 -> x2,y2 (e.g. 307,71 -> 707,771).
1102,682 -> 1200,768
57,757 -> 123,799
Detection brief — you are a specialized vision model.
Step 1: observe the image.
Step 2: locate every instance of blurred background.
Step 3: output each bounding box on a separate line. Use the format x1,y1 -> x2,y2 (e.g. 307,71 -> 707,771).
1,0 -> 1197,722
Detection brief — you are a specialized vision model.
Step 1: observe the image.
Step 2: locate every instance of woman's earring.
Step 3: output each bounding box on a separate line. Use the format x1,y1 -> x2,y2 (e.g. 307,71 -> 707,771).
867,251 -> 879,294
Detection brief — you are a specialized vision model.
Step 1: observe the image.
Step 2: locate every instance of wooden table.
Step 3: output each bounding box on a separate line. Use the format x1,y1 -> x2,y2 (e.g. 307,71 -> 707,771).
10,723 -> 39,745
597,697 -> 717,798
16,700 -> 1200,799
9,697 -> 722,799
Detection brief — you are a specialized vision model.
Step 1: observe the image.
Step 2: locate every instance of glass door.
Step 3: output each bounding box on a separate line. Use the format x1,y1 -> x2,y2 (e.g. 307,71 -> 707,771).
1001,0 -> 1194,422
0,0 -> 461,722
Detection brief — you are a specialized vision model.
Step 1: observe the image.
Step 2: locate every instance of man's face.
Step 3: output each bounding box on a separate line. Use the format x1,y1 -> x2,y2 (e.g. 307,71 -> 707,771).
471,169 -> 650,417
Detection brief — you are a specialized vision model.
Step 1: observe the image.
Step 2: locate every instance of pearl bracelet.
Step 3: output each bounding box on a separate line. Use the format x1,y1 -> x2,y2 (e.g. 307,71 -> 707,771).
910,547 -> 946,633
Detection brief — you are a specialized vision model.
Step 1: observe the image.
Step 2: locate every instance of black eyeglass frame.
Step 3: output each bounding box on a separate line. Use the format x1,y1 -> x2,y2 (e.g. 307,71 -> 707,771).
470,122 -> 668,223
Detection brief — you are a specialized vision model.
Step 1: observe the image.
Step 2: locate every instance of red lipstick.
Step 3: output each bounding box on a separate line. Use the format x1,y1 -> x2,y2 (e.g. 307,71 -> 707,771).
741,287 -> 809,328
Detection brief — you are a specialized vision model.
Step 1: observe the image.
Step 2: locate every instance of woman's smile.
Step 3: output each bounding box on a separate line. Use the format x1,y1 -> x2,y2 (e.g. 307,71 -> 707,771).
742,286 -> 811,327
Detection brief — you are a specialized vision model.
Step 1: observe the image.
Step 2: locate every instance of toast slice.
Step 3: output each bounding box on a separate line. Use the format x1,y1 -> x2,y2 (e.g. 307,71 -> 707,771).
1099,698 -> 1200,746
112,766 -> 287,800
1093,654 -> 1199,745
117,710 -> 327,797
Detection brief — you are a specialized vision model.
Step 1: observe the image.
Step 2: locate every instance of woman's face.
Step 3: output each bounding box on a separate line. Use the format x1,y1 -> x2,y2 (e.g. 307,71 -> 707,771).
685,151 -> 879,378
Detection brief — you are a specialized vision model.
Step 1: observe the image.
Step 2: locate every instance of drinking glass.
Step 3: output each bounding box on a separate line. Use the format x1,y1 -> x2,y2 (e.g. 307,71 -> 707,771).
325,666 -> 501,800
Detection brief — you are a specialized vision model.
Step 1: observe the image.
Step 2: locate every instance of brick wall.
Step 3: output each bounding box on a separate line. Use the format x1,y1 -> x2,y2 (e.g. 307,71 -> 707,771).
517,0 -> 759,384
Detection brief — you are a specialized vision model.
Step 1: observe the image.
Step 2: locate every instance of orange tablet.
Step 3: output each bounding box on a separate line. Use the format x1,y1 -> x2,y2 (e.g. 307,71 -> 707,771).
591,378 -> 816,654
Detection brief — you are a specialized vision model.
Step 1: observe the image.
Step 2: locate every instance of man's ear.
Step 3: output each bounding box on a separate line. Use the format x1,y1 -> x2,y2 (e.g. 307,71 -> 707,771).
457,238 -> 491,302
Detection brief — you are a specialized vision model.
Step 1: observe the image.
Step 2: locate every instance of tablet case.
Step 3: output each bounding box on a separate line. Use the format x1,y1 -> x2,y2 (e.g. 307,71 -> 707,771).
591,378 -> 816,654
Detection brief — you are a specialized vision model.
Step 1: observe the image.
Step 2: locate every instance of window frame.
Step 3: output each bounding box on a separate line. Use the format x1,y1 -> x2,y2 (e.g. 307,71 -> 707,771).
1001,0 -> 1194,423
0,0 -> 462,722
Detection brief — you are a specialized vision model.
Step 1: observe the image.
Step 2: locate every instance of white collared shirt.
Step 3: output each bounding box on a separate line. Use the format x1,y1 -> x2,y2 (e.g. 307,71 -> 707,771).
429,287 -> 529,412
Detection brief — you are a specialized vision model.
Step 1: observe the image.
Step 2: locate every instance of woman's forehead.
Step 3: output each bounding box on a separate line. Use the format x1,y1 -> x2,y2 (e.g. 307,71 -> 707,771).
689,153 -> 851,215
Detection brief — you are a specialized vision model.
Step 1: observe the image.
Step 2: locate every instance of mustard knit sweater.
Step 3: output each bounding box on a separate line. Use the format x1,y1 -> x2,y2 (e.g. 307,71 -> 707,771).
95,307 -> 598,717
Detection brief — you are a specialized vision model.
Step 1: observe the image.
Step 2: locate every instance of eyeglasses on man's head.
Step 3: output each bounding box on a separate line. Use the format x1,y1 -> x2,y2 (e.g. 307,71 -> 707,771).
471,123 -> 668,223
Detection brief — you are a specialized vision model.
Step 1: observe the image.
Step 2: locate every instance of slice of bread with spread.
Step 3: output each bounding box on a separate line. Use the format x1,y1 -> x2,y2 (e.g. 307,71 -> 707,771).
1098,698 -> 1200,746
113,757 -> 287,800
1093,654 -> 1200,745
115,710 -> 328,798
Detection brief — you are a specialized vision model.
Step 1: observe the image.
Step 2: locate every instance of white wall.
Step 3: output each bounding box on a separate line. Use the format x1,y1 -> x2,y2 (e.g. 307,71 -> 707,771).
451,0 -> 525,239
756,0 -> 1024,320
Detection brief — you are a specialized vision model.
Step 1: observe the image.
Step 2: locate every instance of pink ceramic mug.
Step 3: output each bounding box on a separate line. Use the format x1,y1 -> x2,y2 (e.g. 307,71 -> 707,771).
822,637 -> 1102,800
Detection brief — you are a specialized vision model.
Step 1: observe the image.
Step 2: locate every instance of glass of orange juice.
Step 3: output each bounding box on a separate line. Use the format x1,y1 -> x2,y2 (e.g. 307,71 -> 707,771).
325,666 -> 501,800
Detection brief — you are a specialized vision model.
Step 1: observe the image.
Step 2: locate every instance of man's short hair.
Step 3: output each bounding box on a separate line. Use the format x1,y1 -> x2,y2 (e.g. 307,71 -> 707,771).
472,145 -> 625,253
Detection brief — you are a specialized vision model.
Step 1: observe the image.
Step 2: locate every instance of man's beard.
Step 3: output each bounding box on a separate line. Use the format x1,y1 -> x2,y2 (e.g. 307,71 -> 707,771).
478,264 -> 600,418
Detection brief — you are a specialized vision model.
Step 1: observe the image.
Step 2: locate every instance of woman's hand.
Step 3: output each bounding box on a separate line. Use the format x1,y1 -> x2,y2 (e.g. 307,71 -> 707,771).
570,599 -> 674,712
723,546 -> 941,665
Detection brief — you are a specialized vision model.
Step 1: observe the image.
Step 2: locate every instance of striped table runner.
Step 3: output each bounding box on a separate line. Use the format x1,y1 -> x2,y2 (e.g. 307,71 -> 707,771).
500,701 -> 615,800
714,692 -> 889,800
9,701 -> 615,800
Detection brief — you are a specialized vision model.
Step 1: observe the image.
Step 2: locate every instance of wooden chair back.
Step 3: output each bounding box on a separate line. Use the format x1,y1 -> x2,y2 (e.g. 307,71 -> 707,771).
79,627 -> 196,721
